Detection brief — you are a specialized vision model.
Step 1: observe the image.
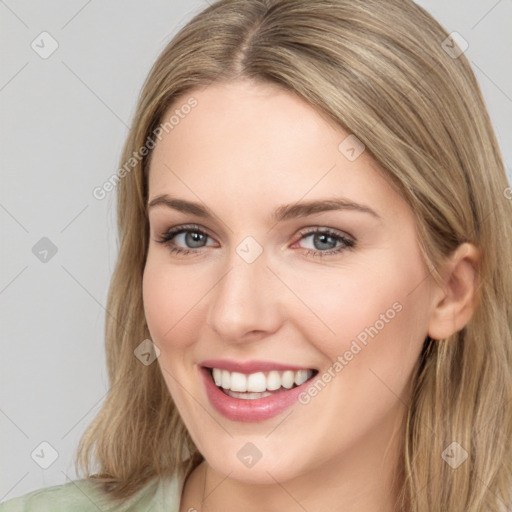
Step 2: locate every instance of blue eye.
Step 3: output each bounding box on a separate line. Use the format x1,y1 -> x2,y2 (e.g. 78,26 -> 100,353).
156,224 -> 355,258
296,228 -> 355,257
156,224 -> 212,255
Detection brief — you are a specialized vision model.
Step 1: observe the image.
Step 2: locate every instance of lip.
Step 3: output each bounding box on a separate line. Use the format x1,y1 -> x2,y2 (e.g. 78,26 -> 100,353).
199,365 -> 317,422
199,358 -> 316,374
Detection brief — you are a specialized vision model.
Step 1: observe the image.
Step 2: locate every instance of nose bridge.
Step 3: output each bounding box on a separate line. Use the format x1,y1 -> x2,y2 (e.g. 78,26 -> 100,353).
206,243 -> 281,341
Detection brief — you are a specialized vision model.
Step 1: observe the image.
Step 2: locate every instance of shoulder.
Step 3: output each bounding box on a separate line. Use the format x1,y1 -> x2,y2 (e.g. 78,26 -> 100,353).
0,479 -> 111,512
0,472 -> 184,512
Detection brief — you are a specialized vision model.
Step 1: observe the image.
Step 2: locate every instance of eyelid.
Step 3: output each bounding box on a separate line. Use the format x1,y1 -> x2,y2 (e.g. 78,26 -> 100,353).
295,225 -> 354,242
155,223 -> 216,245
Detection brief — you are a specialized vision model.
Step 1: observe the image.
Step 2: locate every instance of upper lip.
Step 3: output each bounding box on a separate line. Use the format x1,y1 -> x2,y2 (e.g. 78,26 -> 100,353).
200,359 -> 317,374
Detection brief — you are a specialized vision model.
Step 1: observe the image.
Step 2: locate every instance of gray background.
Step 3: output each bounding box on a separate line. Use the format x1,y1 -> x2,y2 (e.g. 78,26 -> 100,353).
1,0 -> 511,501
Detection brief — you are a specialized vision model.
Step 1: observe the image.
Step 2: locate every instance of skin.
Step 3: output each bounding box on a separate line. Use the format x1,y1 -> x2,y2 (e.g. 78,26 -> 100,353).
142,79 -> 480,512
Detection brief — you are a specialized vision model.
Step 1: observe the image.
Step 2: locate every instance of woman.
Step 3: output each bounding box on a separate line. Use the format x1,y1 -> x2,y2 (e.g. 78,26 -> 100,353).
2,0 -> 511,511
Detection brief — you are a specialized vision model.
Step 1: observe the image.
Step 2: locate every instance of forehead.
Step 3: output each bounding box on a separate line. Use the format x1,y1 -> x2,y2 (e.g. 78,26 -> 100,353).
147,80 -> 405,220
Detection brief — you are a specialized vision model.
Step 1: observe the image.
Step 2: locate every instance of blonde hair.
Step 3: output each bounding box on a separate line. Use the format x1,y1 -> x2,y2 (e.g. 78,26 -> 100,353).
76,1 -> 512,510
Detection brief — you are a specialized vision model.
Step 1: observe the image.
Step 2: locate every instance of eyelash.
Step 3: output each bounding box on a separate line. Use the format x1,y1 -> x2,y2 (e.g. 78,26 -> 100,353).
155,223 -> 355,258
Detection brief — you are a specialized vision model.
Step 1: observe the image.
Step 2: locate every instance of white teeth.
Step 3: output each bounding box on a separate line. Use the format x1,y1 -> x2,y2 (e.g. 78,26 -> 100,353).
225,390 -> 273,400
221,369 -> 230,389
266,371 -> 281,391
247,372 -> 267,392
230,372 -> 247,392
281,370 -> 295,389
210,367 -> 314,392
212,368 -> 222,387
294,369 -> 309,386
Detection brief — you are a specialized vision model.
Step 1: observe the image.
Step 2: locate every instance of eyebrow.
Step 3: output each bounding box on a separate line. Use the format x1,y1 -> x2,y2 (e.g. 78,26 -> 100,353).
147,194 -> 381,222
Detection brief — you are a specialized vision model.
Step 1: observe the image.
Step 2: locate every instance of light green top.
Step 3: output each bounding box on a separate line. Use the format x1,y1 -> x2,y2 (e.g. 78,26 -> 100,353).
0,472 -> 184,512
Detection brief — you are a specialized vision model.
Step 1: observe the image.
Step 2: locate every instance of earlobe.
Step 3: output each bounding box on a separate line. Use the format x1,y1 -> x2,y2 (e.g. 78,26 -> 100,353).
427,242 -> 481,341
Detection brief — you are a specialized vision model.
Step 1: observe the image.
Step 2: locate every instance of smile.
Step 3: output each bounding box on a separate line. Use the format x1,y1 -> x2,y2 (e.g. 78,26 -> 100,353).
210,368 -> 316,398
199,361 -> 319,422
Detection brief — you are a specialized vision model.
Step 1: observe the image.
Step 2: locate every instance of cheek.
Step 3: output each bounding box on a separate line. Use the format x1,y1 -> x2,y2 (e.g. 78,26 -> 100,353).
142,260 -> 204,409
142,253 -> 222,360
285,251 -> 429,374
142,258 -> 198,349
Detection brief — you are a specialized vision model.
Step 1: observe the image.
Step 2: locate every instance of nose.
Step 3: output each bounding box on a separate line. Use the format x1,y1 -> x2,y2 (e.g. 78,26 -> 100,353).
206,249 -> 283,343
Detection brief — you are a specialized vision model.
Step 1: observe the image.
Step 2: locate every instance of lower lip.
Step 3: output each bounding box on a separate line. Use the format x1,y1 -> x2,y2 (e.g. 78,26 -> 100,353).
200,366 -> 315,422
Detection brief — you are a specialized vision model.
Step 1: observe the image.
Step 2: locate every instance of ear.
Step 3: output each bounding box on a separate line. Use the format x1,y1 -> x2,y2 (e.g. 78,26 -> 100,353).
427,242 -> 481,341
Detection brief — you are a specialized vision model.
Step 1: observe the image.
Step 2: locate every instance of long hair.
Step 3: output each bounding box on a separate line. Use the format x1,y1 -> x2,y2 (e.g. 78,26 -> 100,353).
76,1 -> 512,510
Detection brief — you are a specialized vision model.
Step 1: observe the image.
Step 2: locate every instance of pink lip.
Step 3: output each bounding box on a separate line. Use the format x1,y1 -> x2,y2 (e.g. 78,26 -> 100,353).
199,358 -> 315,374
199,365 -> 317,422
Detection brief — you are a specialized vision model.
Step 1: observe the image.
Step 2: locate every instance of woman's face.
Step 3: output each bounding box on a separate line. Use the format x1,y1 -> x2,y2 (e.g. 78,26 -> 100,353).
143,79 -> 437,485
